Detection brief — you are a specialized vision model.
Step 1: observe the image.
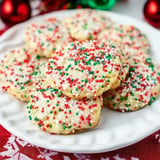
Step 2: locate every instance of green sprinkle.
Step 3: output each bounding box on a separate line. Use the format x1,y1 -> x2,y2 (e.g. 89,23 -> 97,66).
70,43 -> 74,46
20,86 -> 24,90
105,54 -> 112,61
149,64 -> 154,71
148,97 -> 156,105
48,28 -> 53,31
34,117 -> 39,121
107,97 -> 112,100
130,36 -> 134,40
120,97 -> 125,101
131,83 -> 137,88
130,91 -> 134,96
83,23 -> 87,29
137,74 -> 142,79
101,44 -> 105,47
85,79 -> 88,83
88,35 -> 93,39
89,71 -> 94,75
36,55 -> 41,60
147,49 -> 150,54
75,61 -> 78,65
40,88 -> 45,92
111,45 -> 116,48
145,58 -> 152,64
135,98 -> 138,101
34,71 -> 38,75
80,47 -> 86,51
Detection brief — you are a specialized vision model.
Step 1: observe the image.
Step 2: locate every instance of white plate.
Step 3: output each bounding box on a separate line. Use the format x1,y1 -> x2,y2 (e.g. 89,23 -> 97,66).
0,10 -> 160,153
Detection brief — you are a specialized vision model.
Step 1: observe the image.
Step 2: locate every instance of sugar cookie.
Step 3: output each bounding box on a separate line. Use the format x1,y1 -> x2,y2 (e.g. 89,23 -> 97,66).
103,62 -> 160,112
25,18 -> 71,58
98,24 -> 150,65
27,80 -> 102,134
0,47 -> 47,101
45,40 -> 124,99
63,9 -> 113,40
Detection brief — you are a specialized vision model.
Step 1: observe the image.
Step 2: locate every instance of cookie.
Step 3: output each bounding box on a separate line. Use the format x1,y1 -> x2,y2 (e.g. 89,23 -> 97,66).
44,40 -> 124,99
63,9 -> 113,40
98,24 -> 150,65
25,17 -> 71,58
27,80 -> 103,134
103,61 -> 160,112
0,47 -> 47,101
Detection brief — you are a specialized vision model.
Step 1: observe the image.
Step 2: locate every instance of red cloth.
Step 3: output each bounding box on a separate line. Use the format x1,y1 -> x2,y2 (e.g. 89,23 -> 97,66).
0,125 -> 160,160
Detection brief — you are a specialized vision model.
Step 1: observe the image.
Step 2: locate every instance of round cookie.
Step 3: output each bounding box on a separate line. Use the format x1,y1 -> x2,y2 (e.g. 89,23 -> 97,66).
103,61 -> 160,112
27,80 -> 103,134
45,40 -> 124,99
25,17 -> 71,58
98,24 -> 151,65
63,9 -> 113,41
0,47 -> 47,101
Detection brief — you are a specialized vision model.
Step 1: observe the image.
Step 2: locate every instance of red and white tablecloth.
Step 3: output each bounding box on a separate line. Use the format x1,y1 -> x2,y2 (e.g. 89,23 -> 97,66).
0,125 -> 160,160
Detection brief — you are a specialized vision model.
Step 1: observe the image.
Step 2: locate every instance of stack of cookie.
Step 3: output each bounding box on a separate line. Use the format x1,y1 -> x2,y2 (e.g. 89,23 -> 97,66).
0,9 -> 160,135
